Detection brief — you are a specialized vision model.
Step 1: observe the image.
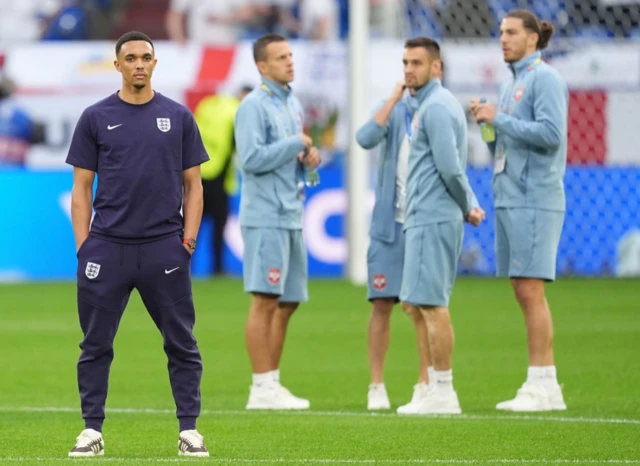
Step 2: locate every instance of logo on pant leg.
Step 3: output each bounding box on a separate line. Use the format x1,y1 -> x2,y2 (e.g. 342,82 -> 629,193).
268,268 -> 281,285
85,262 -> 101,279
373,274 -> 387,291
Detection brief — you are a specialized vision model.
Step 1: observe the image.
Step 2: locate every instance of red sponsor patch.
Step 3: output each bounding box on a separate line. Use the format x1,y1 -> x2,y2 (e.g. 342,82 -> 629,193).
514,87 -> 525,102
268,268 -> 281,285
372,274 -> 387,291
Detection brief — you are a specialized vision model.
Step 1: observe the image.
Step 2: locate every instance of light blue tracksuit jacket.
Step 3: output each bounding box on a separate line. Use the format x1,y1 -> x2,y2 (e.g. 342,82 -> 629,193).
355,96 -> 414,243
490,50 -> 568,212
405,78 -> 479,229
234,77 -> 306,229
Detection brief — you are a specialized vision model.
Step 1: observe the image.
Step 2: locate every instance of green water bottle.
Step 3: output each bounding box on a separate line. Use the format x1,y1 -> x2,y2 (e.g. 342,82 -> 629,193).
480,98 -> 496,142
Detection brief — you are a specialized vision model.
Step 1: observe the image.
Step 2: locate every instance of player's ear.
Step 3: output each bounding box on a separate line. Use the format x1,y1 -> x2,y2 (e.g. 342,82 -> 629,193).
113,59 -> 121,73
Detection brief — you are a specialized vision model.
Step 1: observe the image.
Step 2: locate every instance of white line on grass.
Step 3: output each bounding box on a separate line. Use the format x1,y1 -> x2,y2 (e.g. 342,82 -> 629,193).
1,458 -> 640,464
1,406 -> 639,426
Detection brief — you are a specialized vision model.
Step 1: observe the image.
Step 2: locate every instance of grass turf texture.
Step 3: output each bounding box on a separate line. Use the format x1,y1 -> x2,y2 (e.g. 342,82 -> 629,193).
1,278 -> 639,465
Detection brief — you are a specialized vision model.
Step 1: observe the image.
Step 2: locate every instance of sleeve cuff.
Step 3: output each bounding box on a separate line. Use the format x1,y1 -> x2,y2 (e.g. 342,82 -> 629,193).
492,112 -> 509,130
65,158 -> 96,172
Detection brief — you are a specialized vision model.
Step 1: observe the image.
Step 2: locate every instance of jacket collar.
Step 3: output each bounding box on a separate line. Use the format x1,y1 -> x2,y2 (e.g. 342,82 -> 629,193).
509,50 -> 542,77
412,78 -> 441,107
261,77 -> 291,101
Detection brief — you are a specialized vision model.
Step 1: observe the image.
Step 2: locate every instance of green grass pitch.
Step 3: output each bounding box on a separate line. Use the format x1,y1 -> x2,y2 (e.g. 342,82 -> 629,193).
1,278 -> 639,465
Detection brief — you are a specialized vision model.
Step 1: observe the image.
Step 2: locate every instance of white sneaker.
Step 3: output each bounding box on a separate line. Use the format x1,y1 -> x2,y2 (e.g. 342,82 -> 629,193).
68,429 -> 104,457
496,382 -> 553,412
246,382 -> 309,410
396,383 -> 430,414
276,383 -> 310,409
398,387 -> 462,415
547,383 -> 567,411
367,384 -> 391,410
178,430 -> 209,457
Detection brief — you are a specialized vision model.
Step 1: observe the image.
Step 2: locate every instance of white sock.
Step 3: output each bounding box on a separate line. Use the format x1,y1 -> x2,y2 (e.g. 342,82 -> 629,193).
427,366 -> 435,386
369,382 -> 385,389
543,366 -> 558,387
432,369 -> 454,393
526,366 -> 547,385
270,369 -> 280,384
252,372 -> 273,387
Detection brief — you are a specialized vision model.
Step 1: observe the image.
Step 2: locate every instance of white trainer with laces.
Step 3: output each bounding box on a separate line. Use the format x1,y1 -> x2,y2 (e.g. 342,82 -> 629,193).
178,430 -> 209,457
396,383 -> 430,414
547,383 -> 568,410
246,382 -> 309,410
398,387 -> 462,415
68,429 -> 104,457
496,382 -> 554,412
276,383 -> 310,409
367,384 -> 391,410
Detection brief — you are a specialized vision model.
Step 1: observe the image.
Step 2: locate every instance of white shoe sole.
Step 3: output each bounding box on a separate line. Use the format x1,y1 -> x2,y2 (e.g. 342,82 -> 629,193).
496,402 -> 552,412
368,403 -> 391,410
398,406 -> 462,415
246,402 -> 309,410
68,450 -> 104,457
179,451 -> 210,457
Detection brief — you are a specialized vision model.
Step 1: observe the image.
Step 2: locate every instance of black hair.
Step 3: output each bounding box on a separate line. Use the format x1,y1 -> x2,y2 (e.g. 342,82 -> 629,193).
253,33 -> 287,63
115,31 -> 154,56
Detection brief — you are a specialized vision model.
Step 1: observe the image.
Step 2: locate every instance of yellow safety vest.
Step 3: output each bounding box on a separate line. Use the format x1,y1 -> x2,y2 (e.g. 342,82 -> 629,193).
194,94 -> 240,194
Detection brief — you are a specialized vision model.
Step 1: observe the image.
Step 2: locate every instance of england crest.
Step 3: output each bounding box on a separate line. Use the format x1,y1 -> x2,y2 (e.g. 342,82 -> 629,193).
85,262 -> 101,280
157,118 -> 171,132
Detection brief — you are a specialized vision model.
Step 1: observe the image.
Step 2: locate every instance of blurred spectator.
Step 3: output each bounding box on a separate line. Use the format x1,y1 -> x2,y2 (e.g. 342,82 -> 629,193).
299,0 -> 339,40
41,0 -> 128,41
194,85 -> 252,276
243,0 -> 300,38
0,76 -> 46,167
0,0 -> 62,43
166,0 -> 253,45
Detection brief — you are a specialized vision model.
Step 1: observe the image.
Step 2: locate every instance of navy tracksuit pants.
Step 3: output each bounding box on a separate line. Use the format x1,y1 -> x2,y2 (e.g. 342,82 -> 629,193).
75,234 -> 202,432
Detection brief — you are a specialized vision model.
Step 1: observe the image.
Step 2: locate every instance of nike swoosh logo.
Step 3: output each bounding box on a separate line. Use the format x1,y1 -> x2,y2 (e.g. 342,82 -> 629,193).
107,124 -> 123,130
165,267 -> 180,274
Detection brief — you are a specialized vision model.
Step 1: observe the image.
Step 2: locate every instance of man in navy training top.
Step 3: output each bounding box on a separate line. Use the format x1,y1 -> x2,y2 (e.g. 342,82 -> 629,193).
66,31 -> 210,457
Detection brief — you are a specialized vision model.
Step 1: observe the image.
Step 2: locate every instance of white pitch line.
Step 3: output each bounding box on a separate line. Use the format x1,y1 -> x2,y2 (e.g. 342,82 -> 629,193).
1,406 -> 639,426
1,458 -> 640,464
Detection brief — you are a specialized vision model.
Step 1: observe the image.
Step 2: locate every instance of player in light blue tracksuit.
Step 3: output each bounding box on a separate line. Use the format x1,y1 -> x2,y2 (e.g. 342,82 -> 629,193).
356,81 -> 432,413
471,10 -> 568,413
234,34 -> 320,411
399,37 -> 485,415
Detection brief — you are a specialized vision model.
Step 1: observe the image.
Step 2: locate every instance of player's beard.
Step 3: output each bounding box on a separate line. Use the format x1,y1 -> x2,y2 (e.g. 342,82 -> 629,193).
133,83 -> 146,90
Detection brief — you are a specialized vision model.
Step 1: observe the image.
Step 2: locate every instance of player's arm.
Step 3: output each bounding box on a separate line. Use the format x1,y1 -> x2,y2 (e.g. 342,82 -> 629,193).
71,167 -> 95,253
490,73 -> 567,151
426,104 -> 479,216
356,103 -> 389,149
66,109 -> 99,252
182,165 -> 204,251
165,1 -> 187,44
235,99 -> 309,175
356,82 -> 405,149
